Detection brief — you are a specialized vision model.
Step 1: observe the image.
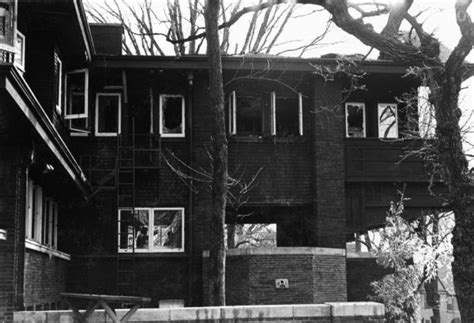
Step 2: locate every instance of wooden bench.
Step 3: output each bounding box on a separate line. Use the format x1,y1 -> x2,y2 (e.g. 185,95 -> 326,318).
60,292 -> 151,323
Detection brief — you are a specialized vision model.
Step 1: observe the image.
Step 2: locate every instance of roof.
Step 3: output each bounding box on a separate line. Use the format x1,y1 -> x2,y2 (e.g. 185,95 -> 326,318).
92,54 -> 417,74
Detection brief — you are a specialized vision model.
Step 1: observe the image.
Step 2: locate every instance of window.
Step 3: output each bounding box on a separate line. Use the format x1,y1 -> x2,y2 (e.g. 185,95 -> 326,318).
95,93 -> 121,136
159,94 -> 185,138
65,69 -> 89,135
25,179 -> 58,248
14,30 -> 25,73
378,103 -> 398,138
228,91 -> 264,136
345,102 -> 366,137
118,207 -> 184,252
274,92 -> 303,137
418,86 -> 436,138
53,52 -> 62,114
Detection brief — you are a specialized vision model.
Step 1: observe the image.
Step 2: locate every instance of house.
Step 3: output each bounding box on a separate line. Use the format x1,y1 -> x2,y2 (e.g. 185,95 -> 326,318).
0,0 -> 443,320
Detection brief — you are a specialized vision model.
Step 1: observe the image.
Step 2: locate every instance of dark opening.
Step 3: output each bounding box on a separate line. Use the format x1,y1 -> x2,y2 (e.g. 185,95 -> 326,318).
97,95 -> 119,133
67,72 -> 86,115
346,104 -> 365,137
161,96 -> 183,134
276,97 -> 299,137
236,95 -> 263,136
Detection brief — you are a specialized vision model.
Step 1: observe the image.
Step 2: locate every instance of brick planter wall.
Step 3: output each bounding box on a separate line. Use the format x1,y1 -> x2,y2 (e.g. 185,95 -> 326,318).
203,247 -> 347,305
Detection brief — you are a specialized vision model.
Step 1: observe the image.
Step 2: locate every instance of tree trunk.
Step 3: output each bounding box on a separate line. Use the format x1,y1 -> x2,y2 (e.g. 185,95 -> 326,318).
205,0 -> 227,306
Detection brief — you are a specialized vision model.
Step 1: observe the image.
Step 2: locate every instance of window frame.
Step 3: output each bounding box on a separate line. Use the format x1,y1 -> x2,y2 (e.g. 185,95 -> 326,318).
54,54 -> 63,115
118,207 -> 185,253
95,92 -> 122,137
64,69 -> 89,120
159,94 -> 186,138
377,103 -> 399,139
14,29 -> 25,73
345,102 -> 366,138
272,91 -> 304,137
228,91 -> 236,135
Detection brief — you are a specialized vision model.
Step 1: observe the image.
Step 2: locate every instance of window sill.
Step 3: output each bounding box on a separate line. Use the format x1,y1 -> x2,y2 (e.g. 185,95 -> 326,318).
228,136 -> 304,144
25,239 -> 71,261
0,229 -> 6,240
118,248 -> 184,254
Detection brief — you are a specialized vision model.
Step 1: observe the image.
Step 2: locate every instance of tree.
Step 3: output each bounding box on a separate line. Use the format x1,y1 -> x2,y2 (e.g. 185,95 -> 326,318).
369,198 -> 453,322
167,1 -> 473,319
204,0 -> 227,306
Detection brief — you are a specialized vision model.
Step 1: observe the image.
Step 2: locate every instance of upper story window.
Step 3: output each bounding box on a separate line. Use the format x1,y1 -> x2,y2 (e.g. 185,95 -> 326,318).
65,69 -> 89,135
53,52 -> 62,114
345,102 -> 366,138
159,94 -> 185,138
228,90 -> 303,137
95,92 -> 121,136
14,30 -> 25,73
118,207 -> 184,253
378,103 -> 398,138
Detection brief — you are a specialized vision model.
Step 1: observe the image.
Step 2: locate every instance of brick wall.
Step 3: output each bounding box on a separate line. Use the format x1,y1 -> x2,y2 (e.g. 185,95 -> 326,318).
68,256 -> 189,307
0,146 -> 26,322
312,79 -> 346,248
203,248 -> 347,305
23,250 -> 68,309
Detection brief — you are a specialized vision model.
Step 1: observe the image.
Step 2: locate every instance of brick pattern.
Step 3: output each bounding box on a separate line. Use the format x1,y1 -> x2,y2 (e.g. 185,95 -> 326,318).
203,253 -> 346,305
23,250 -> 68,308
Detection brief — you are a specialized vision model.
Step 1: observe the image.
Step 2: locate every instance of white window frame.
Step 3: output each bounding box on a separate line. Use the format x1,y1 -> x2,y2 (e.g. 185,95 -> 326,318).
377,103 -> 399,139
25,177 -> 33,239
64,69 -> 89,119
95,92 -> 122,137
54,54 -> 63,115
270,91 -> 276,136
345,102 -> 366,138
159,94 -> 185,138
14,30 -> 25,73
118,207 -> 185,253
272,92 -> 304,137
228,91 -> 236,135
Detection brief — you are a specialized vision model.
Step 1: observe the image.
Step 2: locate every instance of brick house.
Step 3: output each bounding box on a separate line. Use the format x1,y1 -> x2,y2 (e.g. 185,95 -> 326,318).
0,0 -> 442,320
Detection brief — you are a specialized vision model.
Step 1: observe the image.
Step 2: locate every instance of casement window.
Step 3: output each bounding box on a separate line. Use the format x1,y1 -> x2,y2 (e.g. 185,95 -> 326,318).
345,102 -> 366,138
95,93 -> 121,136
273,91 -> 303,137
25,179 -> 58,249
14,30 -> 25,73
159,94 -> 185,138
53,52 -> 62,114
418,86 -> 436,138
378,103 -> 399,138
65,69 -> 89,135
118,207 -> 184,253
228,91 -> 303,137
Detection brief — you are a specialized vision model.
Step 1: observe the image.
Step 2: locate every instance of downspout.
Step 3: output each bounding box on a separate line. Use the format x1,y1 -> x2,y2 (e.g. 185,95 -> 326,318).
186,70 -> 194,305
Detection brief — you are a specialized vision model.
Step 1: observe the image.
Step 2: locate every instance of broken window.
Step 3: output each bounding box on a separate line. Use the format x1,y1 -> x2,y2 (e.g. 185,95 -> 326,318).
418,86 -> 436,138
95,93 -> 121,136
274,92 -> 303,137
345,102 -> 366,138
65,69 -> 89,135
160,94 -> 185,137
14,30 -> 25,73
53,52 -> 62,114
118,207 -> 184,252
378,103 -> 399,138
228,92 -> 264,136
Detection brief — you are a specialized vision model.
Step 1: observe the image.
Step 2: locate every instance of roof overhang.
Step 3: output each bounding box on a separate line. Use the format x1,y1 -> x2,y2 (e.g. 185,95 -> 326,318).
73,0 -> 94,62
0,66 -> 90,196
93,55 -> 416,74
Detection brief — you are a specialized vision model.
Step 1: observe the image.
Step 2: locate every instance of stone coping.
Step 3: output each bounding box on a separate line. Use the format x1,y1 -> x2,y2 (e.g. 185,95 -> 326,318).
14,302 -> 384,322
203,247 -> 346,257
